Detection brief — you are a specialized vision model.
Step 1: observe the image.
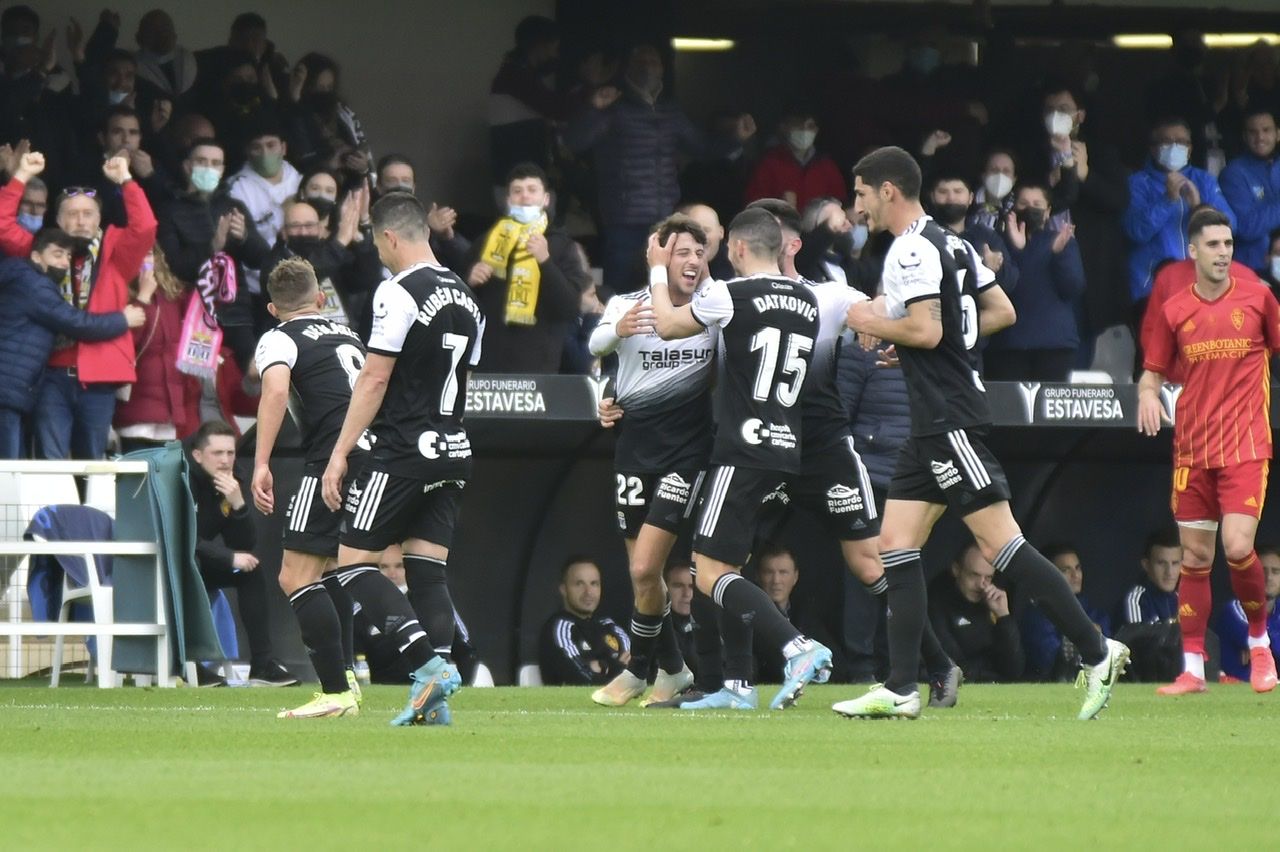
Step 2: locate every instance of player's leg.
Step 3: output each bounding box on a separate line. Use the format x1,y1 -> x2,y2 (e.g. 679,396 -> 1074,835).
1219,459 -> 1277,691
401,539 -> 455,660
277,549 -> 356,719
1160,520 -> 1215,694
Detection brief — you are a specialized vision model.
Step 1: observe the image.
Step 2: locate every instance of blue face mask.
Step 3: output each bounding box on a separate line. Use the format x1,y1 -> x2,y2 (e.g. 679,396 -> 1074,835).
17,211 -> 43,233
850,223 -> 869,252
1157,143 -> 1190,172
1271,256 -> 1280,282
509,204 -> 543,224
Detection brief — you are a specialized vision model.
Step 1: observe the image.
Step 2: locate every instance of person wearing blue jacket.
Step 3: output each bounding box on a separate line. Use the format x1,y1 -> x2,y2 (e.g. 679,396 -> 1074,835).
985,183 -> 1086,382
1216,545 -> 1280,682
1123,117 -> 1236,309
1020,543 -> 1111,681
1218,106 -> 1280,273
0,228 -> 143,458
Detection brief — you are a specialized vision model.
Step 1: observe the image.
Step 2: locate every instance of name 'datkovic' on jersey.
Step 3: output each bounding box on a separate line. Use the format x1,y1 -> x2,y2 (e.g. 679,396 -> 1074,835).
751,292 -> 818,321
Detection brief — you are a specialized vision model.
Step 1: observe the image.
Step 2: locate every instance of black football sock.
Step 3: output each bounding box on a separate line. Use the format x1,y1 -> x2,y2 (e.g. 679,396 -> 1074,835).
994,535 -> 1107,665
882,549 -> 926,695
287,582 -> 348,694
656,604 -> 686,674
625,609 -> 663,679
321,570 -> 355,668
718,603 -> 754,688
338,563 -> 435,671
403,554 -> 456,662
712,573 -> 802,658
866,574 -> 953,676
689,582 -> 724,692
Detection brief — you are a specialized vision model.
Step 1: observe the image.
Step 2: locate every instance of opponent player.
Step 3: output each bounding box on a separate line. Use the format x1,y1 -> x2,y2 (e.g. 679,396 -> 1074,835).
835,146 -> 1129,720
648,207 -> 832,711
588,214 -> 712,707
1138,207 -> 1280,695
321,193 -> 485,726
253,258 -> 365,719
748,197 -> 964,706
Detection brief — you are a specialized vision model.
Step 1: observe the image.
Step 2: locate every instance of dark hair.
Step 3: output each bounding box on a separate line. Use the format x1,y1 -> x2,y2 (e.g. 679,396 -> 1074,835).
1143,526 -> 1182,558
1242,104 -> 1277,127
1187,207 -> 1232,241
32,227 -> 74,253
370,191 -> 428,241
653,212 -> 707,247
299,52 -> 339,95
853,146 -> 922,200
514,15 -> 559,53
0,6 -> 39,35
506,161 -> 549,189
1269,226 -> 1280,247
298,166 -> 341,197
267,257 -> 319,311
192,420 -> 236,450
244,116 -> 285,147
1013,181 -> 1052,204
756,541 -> 795,566
1149,115 -> 1192,140
1041,542 -> 1080,564
376,153 -> 415,182
104,48 -> 136,68
663,560 -> 693,581
727,207 -> 784,259
1041,77 -> 1085,110
185,136 -> 224,160
101,104 -> 141,134
747,197 -> 803,236
1257,543 -> 1280,561
560,555 -> 599,581
929,171 -> 972,194
230,13 -> 266,35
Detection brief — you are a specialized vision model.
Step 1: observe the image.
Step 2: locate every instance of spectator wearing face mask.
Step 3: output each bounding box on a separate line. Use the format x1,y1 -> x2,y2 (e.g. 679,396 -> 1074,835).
132,10 -> 197,100
467,162 -> 592,373
796,196 -> 878,294
296,167 -> 341,237
13,175 -> 46,234
205,55 -> 276,172
928,172 -> 1019,298
157,137 -> 269,369
0,228 -> 143,458
744,112 -> 846,212
985,183 -> 1085,383
1123,116 -> 1235,321
969,149 -> 1018,233
283,52 -> 371,183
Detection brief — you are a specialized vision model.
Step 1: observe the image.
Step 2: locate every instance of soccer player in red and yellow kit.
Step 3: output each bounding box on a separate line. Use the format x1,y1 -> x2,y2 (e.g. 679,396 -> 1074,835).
1139,207 -> 1280,695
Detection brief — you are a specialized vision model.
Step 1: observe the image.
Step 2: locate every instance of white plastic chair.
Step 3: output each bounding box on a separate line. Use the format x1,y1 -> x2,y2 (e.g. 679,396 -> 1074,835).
471,662 -> 495,688
1068,369 -> 1114,385
48,542 -> 116,688
517,663 -> 543,686
83,474 -> 117,518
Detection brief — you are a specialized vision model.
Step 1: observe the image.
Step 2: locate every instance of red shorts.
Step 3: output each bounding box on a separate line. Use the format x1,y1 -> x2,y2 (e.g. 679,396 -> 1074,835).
1171,460 -> 1270,522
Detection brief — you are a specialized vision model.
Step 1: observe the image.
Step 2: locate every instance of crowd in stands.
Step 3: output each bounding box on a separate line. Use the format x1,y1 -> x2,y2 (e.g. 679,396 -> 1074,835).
5,7 -> 1280,684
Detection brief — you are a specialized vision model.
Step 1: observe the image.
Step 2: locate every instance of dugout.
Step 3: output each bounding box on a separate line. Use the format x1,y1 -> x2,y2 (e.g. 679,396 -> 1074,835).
241,377 -> 1280,685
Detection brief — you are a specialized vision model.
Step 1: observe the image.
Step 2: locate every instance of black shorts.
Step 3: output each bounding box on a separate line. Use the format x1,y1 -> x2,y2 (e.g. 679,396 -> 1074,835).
887,428 -> 1010,515
615,469 -> 706,538
692,465 -> 788,567
339,466 -> 465,552
788,437 -> 880,541
282,462 -> 345,557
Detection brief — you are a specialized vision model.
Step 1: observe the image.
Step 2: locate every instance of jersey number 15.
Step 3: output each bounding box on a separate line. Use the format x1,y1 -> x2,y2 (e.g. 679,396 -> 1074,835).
750,328 -> 813,407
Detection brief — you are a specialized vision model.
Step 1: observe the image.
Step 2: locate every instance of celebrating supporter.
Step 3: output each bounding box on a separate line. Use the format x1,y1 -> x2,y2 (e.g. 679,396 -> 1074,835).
284,52 -> 372,182
744,111 -> 847,211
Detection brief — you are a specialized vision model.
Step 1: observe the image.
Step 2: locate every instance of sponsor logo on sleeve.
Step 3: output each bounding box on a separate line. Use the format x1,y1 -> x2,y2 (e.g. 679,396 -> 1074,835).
825,484 -> 865,515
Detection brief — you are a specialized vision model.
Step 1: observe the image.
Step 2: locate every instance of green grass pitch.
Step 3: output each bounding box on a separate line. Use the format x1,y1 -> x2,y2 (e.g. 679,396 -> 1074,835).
1,681 -> 1272,850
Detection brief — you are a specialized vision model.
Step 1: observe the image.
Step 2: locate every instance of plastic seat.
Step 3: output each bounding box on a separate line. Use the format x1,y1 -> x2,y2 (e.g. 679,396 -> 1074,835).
1068,369 -> 1113,385
471,662 -> 495,688
517,663 -> 543,686
46,539 -> 117,688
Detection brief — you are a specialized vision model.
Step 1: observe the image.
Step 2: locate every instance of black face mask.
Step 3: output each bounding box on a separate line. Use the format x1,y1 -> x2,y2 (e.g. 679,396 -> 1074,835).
227,81 -> 258,104
831,230 -> 856,255
287,236 -> 323,256
44,265 -> 68,283
305,197 -> 335,220
303,91 -> 339,114
933,203 -> 969,226
1016,208 -> 1047,231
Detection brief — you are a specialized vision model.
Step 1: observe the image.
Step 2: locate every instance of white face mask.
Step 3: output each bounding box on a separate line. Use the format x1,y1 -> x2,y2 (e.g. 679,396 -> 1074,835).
1271,256 -> 1280,281
850,223 -> 869,251
107,89 -> 130,105
983,172 -> 1013,201
787,129 -> 817,152
1157,143 -> 1190,172
1044,110 -> 1074,137
509,204 -> 543,224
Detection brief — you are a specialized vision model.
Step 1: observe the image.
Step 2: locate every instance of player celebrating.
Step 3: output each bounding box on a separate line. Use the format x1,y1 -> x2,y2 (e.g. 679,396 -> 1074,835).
588,214 -> 712,707
253,259 -> 367,719
748,197 -> 964,706
835,146 -> 1129,720
321,193 -> 484,726
648,207 -> 832,711
1139,207 -> 1280,695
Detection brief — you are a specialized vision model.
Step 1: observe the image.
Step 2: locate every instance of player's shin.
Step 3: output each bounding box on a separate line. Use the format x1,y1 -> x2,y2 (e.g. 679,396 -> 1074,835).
288,582 -> 349,694
1227,552 -> 1271,643
1178,565 -> 1213,678
993,535 -> 1107,665
321,570 -> 356,668
340,563 -> 436,669
882,548 -> 927,695
689,580 -> 725,691
404,553 -> 456,661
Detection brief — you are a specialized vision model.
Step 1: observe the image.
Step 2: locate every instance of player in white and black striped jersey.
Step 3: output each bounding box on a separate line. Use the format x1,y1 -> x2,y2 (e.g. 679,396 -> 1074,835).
321,193 -> 484,727
587,214 -> 716,707
252,258 -> 365,719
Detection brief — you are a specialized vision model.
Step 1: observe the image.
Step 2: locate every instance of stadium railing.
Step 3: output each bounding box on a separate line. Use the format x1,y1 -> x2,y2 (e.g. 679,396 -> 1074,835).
0,460 -> 172,688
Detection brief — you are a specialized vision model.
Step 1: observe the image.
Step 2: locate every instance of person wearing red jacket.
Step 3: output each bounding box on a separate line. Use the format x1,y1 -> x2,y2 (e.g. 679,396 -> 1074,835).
744,112 -> 847,212
1,149 -> 157,459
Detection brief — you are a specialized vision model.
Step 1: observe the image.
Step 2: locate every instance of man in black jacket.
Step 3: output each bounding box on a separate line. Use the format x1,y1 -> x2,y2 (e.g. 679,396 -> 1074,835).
468,162 -> 592,373
538,558 -> 630,686
156,138 -> 269,368
928,543 -> 1026,683
187,420 -> 297,686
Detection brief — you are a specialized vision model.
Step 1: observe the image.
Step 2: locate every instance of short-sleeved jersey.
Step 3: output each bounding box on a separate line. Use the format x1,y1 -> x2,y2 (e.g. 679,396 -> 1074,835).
690,274 -> 819,473
596,288 -> 717,473
883,216 -> 996,437
366,262 -> 485,479
800,278 -> 869,457
254,315 -> 367,465
1143,276 -> 1280,468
